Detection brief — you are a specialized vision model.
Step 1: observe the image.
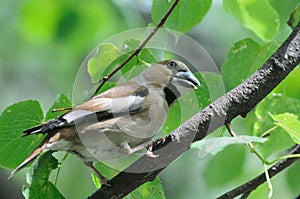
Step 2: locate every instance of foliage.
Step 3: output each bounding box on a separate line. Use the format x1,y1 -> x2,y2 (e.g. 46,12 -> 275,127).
124,177 -> 165,199
1,0 -> 300,198
152,0 -> 212,32
271,113 -> 300,145
223,0 -> 280,41
0,100 -> 44,169
221,38 -> 280,91
23,152 -> 65,199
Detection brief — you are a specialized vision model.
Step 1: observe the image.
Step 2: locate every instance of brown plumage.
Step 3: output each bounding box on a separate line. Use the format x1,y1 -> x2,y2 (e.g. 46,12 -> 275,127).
10,60 -> 200,183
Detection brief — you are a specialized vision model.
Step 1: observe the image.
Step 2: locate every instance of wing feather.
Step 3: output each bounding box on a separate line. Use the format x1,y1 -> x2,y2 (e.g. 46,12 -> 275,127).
23,84 -> 149,136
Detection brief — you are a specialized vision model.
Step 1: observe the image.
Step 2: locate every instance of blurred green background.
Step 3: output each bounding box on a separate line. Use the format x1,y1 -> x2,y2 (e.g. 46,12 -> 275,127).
1,0 -> 300,199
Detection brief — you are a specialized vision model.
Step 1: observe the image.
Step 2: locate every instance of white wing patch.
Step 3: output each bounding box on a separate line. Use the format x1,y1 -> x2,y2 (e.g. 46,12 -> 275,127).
91,95 -> 145,113
63,110 -> 94,123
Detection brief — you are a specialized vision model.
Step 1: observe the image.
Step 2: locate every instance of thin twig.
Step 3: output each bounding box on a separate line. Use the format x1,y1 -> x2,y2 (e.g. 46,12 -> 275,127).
225,123 -> 237,137
52,107 -> 72,112
89,0 -> 180,98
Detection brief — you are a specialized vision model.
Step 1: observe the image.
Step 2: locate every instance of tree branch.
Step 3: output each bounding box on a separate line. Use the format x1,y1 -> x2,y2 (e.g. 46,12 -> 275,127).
88,22 -> 300,199
217,145 -> 300,199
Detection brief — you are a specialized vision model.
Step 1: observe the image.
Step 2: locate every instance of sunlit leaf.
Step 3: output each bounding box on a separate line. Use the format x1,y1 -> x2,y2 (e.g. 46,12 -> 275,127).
152,0 -> 212,33
270,113 -> 300,144
88,43 -> 121,83
223,0 -> 280,41
254,94 -> 300,157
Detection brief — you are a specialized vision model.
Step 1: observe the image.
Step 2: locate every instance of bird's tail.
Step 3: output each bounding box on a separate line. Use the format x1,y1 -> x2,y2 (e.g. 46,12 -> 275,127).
8,147 -> 43,179
9,117 -> 67,178
8,140 -> 47,179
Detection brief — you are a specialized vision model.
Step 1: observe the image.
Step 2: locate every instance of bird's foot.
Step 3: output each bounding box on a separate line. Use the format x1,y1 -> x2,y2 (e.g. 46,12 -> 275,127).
99,177 -> 111,187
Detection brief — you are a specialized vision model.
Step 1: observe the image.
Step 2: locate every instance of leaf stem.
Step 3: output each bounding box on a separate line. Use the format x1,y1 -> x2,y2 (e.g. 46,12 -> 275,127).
264,164 -> 273,198
261,126 -> 278,138
54,152 -> 69,186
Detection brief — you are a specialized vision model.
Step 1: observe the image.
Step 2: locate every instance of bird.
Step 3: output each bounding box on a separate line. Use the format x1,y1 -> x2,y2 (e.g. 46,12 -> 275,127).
9,60 -> 200,184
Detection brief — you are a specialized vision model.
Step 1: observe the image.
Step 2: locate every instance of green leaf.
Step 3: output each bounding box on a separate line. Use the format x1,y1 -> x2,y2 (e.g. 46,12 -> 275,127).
94,162 -> 119,180
125,177 -> 165,199
45,93 -> 72,121
88,43 -> 121,83
286,161 -> 300,192
204,144 -> 246,187
270,113 -> 300,144
91,172 -> 102,189
88,40 -> 158,87
191,135 -> 267,155
23,151 -> 65,199
221,38 -> 280,91
0,100 -> 44,168
92,157 -> 140,188
94,82 -> 117,96
273,67 -> 300,99
152,0 -> 212,33
118,39 -> 158,80
223,0 -> 280,41
119,56 -> 149,81
254,94 -> 300,157
121,38 -> 140,52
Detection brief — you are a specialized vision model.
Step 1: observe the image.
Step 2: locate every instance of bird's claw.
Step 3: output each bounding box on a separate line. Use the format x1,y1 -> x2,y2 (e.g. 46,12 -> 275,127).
145,144 -> 159,158
155,137 -> 166,145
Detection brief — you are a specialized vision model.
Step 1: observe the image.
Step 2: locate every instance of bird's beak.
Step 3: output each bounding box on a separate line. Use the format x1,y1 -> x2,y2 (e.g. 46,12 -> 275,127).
173,71 -> 200,89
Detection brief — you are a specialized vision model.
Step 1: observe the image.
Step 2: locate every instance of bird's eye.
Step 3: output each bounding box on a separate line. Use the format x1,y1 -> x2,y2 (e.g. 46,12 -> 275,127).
167,61 -> 177,68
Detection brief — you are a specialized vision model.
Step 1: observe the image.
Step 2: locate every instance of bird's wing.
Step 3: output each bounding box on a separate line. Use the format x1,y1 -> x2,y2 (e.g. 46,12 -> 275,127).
75,82 -> 149,114
23,82 -> 149,136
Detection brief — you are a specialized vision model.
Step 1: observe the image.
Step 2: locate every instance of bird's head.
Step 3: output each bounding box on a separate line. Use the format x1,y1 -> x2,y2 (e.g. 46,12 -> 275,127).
158,60 -> 200,89
138,60 -> 200,106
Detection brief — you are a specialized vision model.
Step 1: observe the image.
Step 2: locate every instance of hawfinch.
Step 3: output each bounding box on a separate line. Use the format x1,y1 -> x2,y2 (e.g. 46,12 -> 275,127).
10,60 -> 200,183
